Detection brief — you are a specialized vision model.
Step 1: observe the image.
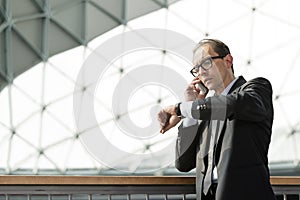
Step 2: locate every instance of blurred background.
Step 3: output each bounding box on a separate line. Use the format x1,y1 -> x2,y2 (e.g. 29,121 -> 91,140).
0,0 -> 300,176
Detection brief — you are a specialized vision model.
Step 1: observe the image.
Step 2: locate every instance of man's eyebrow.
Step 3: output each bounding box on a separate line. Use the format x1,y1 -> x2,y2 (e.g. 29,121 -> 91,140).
197,56 -> 211,64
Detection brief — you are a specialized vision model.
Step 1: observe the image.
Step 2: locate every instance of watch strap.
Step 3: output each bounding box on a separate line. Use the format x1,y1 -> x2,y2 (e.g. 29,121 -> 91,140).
175,102 -> 182,117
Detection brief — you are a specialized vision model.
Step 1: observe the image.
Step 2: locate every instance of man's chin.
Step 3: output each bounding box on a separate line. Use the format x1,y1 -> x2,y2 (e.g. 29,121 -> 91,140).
206,84 -> 213,91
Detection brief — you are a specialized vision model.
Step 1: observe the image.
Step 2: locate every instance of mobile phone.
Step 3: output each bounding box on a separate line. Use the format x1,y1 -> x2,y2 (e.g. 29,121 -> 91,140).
196,81 -> 208,94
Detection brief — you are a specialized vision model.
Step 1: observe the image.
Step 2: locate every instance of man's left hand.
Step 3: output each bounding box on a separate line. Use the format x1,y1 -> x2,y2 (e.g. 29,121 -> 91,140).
157,105 -> 181,134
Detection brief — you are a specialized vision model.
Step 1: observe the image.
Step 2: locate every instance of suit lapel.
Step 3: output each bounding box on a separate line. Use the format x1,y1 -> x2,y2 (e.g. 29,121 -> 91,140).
228,76 -> 246,94
216,120 -> 225,145
215,76 -> 246,151
198,121 -> 211,159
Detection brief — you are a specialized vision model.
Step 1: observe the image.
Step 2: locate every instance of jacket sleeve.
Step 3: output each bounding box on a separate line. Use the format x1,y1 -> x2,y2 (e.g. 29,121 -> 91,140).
175,121 -> 207,172
191,77 -> 273,122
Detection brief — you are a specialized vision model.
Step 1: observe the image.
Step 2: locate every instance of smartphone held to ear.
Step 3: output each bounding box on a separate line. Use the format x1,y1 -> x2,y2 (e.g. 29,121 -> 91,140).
195,81 -> 208,94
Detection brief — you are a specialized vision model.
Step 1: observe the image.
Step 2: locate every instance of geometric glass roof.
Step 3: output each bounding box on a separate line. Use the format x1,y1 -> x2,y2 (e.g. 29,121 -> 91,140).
1,0 -> 300,175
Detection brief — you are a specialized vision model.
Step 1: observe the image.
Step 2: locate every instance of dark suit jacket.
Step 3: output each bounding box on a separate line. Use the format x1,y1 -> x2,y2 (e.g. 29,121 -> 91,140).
175,76 -> 275,200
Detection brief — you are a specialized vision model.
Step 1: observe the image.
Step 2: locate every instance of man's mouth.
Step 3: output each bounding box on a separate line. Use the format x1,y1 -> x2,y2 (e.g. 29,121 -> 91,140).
203,78 -> 212,85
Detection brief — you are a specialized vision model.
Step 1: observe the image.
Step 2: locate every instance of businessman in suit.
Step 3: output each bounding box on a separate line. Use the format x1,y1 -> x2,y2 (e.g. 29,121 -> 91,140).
158,39 -> 275,200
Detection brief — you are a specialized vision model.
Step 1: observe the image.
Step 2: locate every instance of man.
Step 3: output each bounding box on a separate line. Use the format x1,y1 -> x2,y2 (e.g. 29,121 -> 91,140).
158,39 -> 275,200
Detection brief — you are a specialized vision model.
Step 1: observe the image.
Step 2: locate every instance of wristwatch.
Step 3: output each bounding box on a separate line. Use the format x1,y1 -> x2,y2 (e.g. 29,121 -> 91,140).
175,102 -> 182,117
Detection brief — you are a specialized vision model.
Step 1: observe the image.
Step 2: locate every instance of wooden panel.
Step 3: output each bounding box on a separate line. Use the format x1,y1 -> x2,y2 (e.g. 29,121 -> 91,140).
0,176 -> 196,185
270,176 -> 300,185
0,176 -> 299,185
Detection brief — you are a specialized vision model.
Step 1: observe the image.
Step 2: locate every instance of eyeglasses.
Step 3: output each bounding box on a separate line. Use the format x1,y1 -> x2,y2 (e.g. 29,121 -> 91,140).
190,55 -> 226,77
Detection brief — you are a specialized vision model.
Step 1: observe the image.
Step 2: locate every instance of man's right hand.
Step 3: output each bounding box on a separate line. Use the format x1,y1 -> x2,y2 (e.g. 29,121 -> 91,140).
184,77 -> 208,101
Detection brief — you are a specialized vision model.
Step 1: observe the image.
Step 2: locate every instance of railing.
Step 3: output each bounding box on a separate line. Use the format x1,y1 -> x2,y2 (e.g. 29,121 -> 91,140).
271,177 -> 300,200
0,176 -> 299,200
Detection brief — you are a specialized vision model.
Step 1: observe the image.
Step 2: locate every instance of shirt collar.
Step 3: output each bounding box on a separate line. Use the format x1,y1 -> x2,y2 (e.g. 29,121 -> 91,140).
221,77 -> 239,95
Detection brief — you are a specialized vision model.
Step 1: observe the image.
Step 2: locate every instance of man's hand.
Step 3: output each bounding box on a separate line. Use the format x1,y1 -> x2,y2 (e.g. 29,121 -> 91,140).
185,77 -> 207,101
157,105 -> 181,134
157,78 -> 207,134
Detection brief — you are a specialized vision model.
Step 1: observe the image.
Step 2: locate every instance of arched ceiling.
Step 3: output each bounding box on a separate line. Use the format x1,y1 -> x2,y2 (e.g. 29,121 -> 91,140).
0,0 -> 179,91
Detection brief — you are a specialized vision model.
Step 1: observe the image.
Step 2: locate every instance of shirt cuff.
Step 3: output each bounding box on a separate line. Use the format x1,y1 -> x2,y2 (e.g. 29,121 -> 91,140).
180,101 -> 193,118
182,118 -> 198,127
180,101 -> 198,127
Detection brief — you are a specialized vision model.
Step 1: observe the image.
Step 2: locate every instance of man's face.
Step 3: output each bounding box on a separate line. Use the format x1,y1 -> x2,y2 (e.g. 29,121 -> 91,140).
193,44 -> 229,92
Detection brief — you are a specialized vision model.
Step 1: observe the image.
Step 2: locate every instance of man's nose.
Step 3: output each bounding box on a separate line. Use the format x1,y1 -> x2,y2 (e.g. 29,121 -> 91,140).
198,67 -> 207,77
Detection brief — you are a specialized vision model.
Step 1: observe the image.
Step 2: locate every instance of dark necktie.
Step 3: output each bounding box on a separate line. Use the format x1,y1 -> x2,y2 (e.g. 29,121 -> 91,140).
203,120 -> 220,194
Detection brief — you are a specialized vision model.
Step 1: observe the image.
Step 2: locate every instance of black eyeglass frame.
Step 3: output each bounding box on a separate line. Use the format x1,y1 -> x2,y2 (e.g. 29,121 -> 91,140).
190,55 -> 227,77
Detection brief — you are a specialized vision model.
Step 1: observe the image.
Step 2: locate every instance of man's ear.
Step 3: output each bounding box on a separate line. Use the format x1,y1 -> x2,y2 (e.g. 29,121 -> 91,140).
225,54 -> 233,69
